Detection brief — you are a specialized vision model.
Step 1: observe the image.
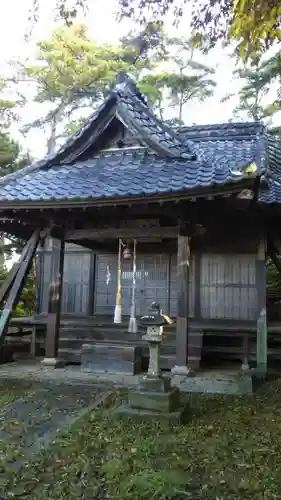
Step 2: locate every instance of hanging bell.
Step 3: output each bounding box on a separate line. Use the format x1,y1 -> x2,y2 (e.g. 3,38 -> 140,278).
123,246 -> 132,259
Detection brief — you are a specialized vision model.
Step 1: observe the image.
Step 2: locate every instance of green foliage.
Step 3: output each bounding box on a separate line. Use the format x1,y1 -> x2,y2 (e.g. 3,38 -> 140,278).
147,36 -> 216,122
117,0 -> 281,59
222,49 -> 281,127
229,1 -> 281,59
0,80 -> 19,128
20,24 -> 215,146
0,263 -> 35,317
0,133 -> 20,175
225,56 -> 273,121
0,78 -> 35,317
15,263 -> 36,316
20,23 -> 166,150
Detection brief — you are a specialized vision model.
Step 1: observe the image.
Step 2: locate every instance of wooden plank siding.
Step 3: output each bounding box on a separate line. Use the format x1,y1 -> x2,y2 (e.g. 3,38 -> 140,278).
36,239 -> 259,322
200,254 -> 257,320
38,239 -> 92,314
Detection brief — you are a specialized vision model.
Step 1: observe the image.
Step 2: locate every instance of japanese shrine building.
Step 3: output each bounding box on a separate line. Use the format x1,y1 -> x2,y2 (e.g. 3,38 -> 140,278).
0,71 -> 281,374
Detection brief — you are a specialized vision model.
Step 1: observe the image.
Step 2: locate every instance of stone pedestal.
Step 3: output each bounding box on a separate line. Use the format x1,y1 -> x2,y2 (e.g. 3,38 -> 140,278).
115,373 -> 185,423
142,327 -> 162,377
114,325 -> 186,423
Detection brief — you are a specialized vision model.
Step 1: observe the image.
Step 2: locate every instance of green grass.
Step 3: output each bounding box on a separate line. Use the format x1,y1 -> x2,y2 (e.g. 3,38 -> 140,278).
0,379 -> 38,405
4,381 -> 281,499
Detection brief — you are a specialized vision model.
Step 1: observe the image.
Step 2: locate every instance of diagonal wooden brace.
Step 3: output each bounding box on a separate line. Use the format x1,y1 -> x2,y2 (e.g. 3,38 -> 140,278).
0,229 -> 42,347
0,240 -> 30,306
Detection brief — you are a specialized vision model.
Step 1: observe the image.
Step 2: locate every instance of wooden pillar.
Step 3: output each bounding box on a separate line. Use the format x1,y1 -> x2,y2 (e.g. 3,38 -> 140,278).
256,234 -> 267,376
42,236 -> 65,366
171,228 -> 192,376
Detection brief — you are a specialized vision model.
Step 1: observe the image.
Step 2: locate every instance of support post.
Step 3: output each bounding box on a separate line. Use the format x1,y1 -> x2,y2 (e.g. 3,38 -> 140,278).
30,325 -> 36,357
114,238 -> 122,324
42,236 -> 65,367
256,234 -> 267,376
129,239 -> 137,333
171,228 -> 192,377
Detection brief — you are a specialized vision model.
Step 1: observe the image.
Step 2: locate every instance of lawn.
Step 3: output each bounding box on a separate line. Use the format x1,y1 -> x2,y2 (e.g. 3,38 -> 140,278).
4,380 -> 281,500
0,379 -> 38,405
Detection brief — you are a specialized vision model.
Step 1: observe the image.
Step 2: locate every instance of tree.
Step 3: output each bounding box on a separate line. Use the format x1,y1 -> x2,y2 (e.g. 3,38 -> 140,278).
19,24 -> 216,148
163,37 -> 216,123
20,23 -> 165,152
26,0 -> 281,59
257,50 -> 281,125
224,57 -> 273,121
0,99 -> 36,315
140,36 -> 216,123
234,60 -> 271,121
0,78 -> 32,264
221,49 -> 281,130
117,0 -> 281,59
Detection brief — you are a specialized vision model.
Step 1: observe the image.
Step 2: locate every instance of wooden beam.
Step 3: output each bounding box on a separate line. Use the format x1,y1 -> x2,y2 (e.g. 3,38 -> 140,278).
0,221 -> 35,240
256,234 -> 267,376
0,229 -> 41,347
43,236 -> 65,363
172,227 -> 191,375
65,226 -> 179,241
68,239 -> 176,254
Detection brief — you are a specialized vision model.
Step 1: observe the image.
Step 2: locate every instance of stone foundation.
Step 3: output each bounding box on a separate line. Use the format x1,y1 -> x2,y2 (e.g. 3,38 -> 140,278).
114,374 -> 186,423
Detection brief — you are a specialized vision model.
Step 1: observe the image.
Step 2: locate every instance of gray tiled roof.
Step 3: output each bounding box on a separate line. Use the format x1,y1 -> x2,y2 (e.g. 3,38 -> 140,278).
27,72 -> 195,169
0,72 -> 279,205
0,148 -> 257,202
115,76 -> 195,159
257,135 -> 281,204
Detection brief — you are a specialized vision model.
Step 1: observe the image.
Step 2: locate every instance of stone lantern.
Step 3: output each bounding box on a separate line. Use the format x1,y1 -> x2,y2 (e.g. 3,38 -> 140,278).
114,302 -> 185,423
140,302 -> 166,378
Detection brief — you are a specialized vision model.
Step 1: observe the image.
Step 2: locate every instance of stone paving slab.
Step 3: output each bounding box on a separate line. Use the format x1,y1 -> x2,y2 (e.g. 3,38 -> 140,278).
0,361 -> 141,388
172,371 -> 253,394
0,361 -> 253,394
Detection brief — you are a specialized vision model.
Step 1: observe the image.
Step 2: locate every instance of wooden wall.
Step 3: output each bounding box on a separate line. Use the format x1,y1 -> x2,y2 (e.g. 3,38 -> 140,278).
37,233 -> 260,321
38,240 -> 93,315
200,254 -> 257,320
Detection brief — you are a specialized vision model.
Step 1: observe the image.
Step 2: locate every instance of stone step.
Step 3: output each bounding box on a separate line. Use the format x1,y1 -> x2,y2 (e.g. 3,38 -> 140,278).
58,337 -> 176,355
59,325 -> 175,339
58,346 -> 176,371
80,343 -> 142,375
128,388 -> 180,413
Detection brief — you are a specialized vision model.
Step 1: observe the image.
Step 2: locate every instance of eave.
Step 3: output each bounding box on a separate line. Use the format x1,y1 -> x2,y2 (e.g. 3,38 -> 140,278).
0,178 -> 257,212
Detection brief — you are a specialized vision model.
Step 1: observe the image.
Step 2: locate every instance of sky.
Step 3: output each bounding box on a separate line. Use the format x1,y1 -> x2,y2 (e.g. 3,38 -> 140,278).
0,0 -> 280,159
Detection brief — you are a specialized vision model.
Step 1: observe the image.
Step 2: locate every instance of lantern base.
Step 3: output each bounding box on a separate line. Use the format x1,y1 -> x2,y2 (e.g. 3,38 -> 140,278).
114,304 -> 122,324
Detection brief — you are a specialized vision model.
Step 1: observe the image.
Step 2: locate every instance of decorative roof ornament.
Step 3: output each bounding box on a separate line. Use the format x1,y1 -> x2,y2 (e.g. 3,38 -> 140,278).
115,71 -> 148,105
230,162 -> 258,178
244,162 -> 258,174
